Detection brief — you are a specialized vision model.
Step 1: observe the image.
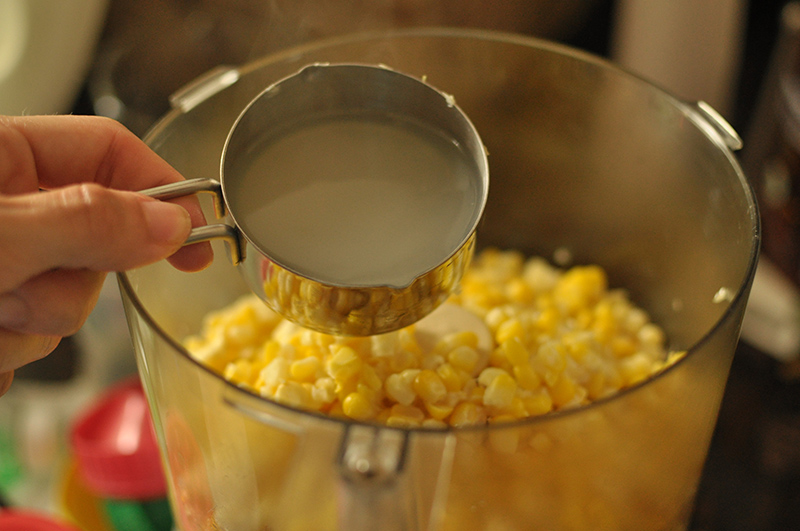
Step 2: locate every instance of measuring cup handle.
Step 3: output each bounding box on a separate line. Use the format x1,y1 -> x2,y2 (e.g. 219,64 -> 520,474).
139,177 -> 245,264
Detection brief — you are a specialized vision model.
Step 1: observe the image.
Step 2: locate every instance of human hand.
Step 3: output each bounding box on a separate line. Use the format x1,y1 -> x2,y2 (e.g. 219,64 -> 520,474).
0,115 -> 213,395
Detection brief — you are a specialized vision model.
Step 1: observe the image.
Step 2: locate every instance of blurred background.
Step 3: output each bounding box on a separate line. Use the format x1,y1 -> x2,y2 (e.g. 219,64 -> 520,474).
1,0 -> 799,529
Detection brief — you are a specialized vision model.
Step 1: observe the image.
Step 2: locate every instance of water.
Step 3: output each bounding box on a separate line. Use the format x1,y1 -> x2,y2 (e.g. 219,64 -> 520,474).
229,112 -> 482,288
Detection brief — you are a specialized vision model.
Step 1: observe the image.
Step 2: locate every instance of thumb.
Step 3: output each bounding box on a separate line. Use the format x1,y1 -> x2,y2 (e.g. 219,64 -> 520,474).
0,183 -> 191,291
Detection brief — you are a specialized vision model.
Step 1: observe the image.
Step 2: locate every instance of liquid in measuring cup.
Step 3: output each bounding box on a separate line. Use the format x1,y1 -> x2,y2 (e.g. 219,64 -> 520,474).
229,113 -> 482,288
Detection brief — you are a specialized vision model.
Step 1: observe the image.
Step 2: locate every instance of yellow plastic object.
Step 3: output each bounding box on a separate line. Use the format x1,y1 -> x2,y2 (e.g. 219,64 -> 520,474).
58,460 -> 112,531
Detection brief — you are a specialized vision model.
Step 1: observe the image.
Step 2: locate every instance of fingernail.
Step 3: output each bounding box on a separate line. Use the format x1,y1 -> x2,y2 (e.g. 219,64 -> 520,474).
0,293 -> 28,329
142,200 -> 191,245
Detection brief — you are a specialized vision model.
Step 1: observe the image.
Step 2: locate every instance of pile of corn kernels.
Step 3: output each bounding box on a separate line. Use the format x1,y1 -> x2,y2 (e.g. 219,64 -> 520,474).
184,249 -> 684,428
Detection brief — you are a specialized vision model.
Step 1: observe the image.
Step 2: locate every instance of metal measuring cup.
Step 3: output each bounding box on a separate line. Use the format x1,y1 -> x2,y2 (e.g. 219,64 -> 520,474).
141,63 -> 489,336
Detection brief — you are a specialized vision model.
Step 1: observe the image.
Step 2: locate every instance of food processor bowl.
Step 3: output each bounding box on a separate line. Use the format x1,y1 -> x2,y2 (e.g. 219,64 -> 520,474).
119,29 -> 759,530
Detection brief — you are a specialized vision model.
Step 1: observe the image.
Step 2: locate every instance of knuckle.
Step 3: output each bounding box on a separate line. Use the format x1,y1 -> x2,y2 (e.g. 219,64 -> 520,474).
62,183 -> 119,242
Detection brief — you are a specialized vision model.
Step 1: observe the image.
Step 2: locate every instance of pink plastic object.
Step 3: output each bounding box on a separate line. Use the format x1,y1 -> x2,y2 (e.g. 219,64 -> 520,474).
70,378 -> 167,500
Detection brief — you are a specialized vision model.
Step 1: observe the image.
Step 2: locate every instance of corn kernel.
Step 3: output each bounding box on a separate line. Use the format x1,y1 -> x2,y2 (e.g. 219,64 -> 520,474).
496,318 -> 524,344
385,373 -> 416,406
522,390 -> 553,416
290,356 -> 321,382
534,307 -> 561,335
424,401 -> 455,421
259,357 -> 289,393
437,363 -> 466,392
483,372 -> 517,410
224,360 -> 256,386
549,374 -> 581,408
434,331 -> 479,355
478,367 -> 509,388
448,345 -> 480,373
449,402 -> 485,427
342,392 -> 375,420
610,336 -> 637,359
187,250 -> 678,432
500,337 -> 529,367
327,346 -> 362,383
619,352 -> 654,386
414,370 -> 447,404
506,277 -> 534,304
274,382 -> 314,409
513,364 -> 542,391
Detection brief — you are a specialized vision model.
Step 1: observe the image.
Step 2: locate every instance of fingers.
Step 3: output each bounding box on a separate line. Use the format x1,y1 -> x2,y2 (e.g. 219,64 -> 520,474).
0,115 -> 213,273
0,269 -> 105,336
1,115 -> 187,192
0,184 -> 210,291
0,329 -> 60,373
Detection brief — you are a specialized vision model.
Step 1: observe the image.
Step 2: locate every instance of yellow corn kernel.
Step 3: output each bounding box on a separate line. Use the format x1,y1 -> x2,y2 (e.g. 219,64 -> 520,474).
468,385 -> 485,404
619,352 -> 655,386
500,337 -> 529,367
390,403 -> 425,419
290,356 -> 321,382
312,377 -> 337,405
478,367 -> 509,387
483,372 -> 518,410
223,360 -> 256,386
327,346 -> 362,383
549,374 -> 580,408
188,249 -> 679,431
496,318 -> 524,344
359,364 -> 383,392
506,277 -> 534,304
387,404 -> 425,427
610,336 -> 637,359
554,265 -> 607,314
513,364 -> 542,391
447,345 -> 480,373
342,392 -> 375,420
488,347 -> 512,373
449,402 -> 486,427
522,257 -> 560,292
413,370 -> 447,404
592,303 -> 617,344
274,381 -> 314,410
424,401 -> 455,421
485,306 -> 512,334
534,307 -> 561,335
436,363 -> 466,393
506,396 -> 528,419
434,331 -> 479,355
257,339 -> 282,365
534,342 -> 567,387
562,331 -> 591,362
258,357 -> 289,392
522,390 -> 553,416
638,323 -> 666,348
585,372 -> 607,401
384,372 -> 417,406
